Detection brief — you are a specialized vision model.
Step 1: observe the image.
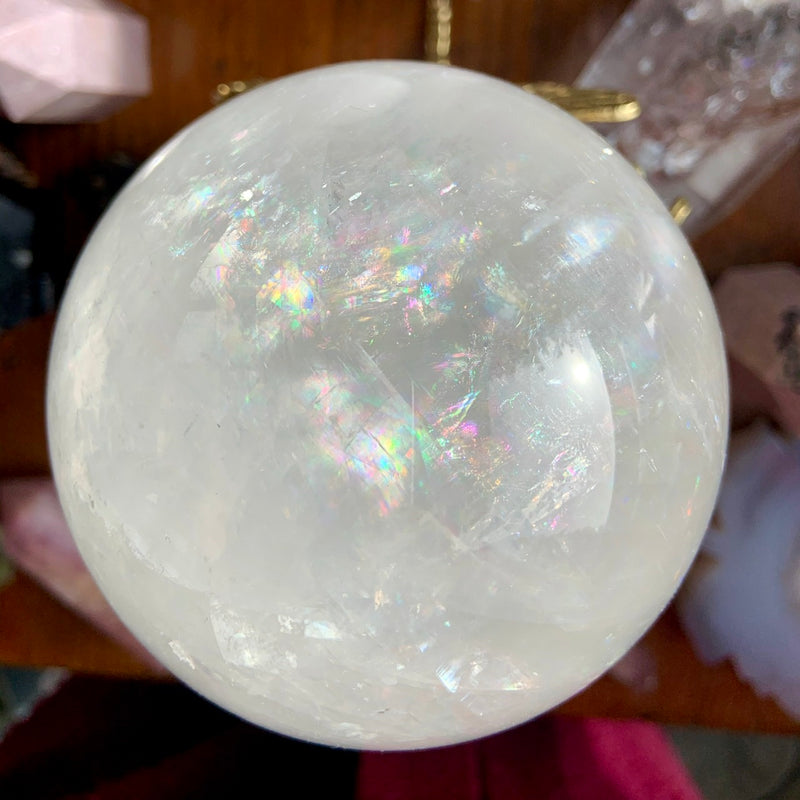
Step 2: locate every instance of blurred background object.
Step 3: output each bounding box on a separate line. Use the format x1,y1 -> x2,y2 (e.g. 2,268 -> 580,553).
0,184 -> 38,332
0,478 -> 165,674
714,263 -> 800,433
579,0 -> 800,237
668,726 -> 800,800
676,261 -> 800,730
0,666 -> 65,739
0,0 -> 150,123
678,422 -> 800,721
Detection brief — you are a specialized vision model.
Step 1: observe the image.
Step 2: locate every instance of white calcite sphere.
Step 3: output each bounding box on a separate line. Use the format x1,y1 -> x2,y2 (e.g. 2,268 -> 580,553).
47,62 -> 728,749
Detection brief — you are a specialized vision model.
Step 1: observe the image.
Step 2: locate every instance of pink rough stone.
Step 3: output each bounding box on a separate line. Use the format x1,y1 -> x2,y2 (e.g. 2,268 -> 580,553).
714,263 -> 800,436
0,0 -> 150,123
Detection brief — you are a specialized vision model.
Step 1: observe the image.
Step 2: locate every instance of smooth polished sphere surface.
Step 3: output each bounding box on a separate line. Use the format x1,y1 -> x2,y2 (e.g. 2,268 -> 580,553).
47,61 -> 728,749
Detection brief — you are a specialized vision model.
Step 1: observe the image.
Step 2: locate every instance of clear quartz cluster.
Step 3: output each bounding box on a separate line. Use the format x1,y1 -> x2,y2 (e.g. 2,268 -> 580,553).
579,0 -> 800,236
47,62 -> 728,749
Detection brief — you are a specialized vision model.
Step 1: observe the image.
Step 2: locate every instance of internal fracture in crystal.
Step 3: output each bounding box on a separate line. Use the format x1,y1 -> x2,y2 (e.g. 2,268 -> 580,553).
47,62 -> 728,750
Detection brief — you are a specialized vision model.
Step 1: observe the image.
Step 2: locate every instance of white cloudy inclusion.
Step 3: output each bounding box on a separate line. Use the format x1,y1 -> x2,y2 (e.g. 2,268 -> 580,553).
47,62 -> 728,749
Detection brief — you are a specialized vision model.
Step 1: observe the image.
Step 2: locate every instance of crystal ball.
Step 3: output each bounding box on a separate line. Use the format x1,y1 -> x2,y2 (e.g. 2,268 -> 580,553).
47,61 -> 728,749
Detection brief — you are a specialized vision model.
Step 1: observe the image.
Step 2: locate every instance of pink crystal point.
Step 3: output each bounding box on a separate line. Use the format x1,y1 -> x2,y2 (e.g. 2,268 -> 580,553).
0,0 -> 150,123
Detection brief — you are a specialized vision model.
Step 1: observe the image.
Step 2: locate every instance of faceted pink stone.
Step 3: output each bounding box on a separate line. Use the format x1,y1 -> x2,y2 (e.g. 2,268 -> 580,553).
0,0 -> 150,123
714,263 -> 800,436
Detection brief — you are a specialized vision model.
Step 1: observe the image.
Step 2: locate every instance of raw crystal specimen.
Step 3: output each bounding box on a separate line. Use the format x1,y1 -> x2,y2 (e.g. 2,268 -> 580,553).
47,62 -> 728,749
578,0 -> 800,236
678,422 -> 800,720
714,263 -> 800,435
0,0 -> 150,123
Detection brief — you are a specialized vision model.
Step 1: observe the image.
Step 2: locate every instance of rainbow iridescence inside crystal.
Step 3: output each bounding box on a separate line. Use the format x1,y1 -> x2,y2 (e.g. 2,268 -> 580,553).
47,62 -> 728,749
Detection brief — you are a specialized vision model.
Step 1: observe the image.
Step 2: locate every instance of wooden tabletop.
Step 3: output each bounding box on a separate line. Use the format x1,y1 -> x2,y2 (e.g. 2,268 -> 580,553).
1,0 -> 799,733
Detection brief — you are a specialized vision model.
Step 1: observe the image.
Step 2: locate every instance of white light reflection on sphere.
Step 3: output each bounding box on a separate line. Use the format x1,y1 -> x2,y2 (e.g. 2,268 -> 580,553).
47,62 -> 728,749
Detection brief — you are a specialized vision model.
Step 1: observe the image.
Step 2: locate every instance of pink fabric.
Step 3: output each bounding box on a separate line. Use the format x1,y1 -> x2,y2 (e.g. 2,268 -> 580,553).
358,716 -> 702,800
